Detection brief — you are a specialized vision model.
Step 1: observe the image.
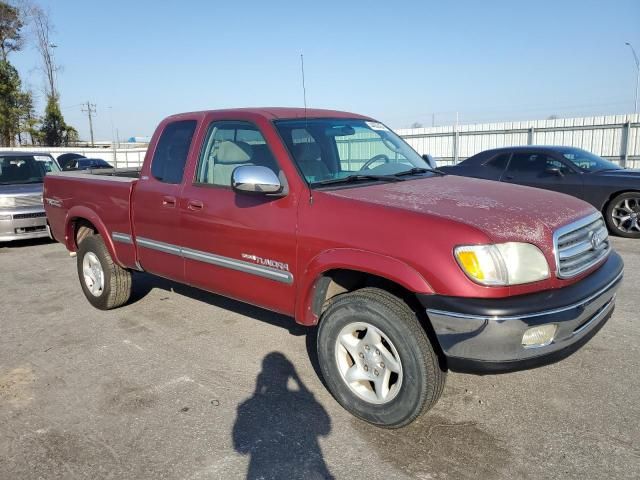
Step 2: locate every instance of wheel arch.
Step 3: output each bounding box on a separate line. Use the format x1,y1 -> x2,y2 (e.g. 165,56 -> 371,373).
295,248 -> 435,327
64,206 -> 123,266
601,189 -> 640,213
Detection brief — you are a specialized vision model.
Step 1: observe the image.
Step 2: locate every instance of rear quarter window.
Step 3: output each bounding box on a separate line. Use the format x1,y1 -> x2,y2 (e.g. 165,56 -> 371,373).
151,120 -> 197,184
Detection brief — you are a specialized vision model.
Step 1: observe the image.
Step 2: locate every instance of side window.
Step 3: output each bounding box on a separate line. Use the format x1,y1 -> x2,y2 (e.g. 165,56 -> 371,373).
196,121 -> 279,186
506,153 -> 547,174
484,153 -> 510,171
151,120 -> 197,184
545,157 -> 571,174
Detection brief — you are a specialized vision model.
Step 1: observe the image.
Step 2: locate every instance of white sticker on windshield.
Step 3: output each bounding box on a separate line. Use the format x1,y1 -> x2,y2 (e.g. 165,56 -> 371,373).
365,121 -> 389,131
34,155 -> 52,162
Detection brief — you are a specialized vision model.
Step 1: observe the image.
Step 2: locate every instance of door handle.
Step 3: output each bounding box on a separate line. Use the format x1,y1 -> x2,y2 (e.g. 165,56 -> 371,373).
187,199 -> 204,211
162,196 -> 176,208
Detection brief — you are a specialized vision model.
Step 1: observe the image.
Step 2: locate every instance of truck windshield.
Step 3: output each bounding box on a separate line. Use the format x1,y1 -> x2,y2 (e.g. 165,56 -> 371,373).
274,119 -> 431,186
0,155 -> 60,185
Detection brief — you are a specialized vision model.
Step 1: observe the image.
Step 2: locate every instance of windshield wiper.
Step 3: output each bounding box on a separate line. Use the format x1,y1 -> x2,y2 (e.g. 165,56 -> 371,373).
314,174 -> 404,186
395,167 -> 447,177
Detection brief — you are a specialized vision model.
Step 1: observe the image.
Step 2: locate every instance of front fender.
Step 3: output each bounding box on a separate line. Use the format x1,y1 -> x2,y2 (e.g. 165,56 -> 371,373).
295,248 -> 434,325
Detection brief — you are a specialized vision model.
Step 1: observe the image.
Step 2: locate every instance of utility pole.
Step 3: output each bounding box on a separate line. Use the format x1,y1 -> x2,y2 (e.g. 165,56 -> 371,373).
81,101 -> 96,146
625,42 -> 639,114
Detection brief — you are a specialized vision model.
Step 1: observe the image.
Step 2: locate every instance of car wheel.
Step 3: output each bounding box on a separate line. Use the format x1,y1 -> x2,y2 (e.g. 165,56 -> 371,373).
605,192 -> 640,238
77,234 -> 132,309
317,287 -> 445,428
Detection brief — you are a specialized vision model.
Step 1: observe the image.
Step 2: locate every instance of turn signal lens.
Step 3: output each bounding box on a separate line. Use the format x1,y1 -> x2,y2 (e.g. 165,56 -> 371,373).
522,324 -> 557,348
456,251 -> 484,280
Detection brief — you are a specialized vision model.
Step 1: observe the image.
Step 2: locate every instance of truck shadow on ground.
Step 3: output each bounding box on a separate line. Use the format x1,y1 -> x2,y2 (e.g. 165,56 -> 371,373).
128,271 -> 308,336
232,352 -> 335,480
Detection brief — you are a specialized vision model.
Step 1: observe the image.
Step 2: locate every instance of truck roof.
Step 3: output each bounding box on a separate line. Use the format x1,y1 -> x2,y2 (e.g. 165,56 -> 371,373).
165,107 -> 373,121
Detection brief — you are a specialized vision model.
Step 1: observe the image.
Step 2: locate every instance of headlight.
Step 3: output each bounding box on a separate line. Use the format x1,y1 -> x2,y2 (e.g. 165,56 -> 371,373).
0,196 -> 16,208
454,242 -> 550,286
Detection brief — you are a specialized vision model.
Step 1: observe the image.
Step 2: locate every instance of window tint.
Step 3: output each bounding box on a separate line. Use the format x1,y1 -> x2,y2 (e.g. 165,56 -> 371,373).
506,153 -> 570,175
484,153 -> 510,170
151,120 -> 197,184
196,121 -> 279,186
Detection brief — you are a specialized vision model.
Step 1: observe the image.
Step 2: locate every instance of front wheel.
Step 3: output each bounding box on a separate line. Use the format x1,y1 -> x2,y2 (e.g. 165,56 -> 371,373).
77,234 -> 132,309
605,192 -> 640,238
317,287 -> 445,428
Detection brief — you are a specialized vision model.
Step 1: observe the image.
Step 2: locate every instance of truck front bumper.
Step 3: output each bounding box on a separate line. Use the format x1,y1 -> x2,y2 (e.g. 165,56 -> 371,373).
0,208 -> 50,242
419,252 -> 623,374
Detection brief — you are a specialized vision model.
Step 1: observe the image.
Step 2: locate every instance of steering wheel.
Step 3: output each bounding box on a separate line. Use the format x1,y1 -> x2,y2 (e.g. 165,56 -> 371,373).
360,154 -> 391,171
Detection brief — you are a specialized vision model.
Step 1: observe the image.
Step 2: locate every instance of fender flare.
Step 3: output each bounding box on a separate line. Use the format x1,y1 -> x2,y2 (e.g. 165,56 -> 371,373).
295,248 -> 434,325
64,205 -> 124,266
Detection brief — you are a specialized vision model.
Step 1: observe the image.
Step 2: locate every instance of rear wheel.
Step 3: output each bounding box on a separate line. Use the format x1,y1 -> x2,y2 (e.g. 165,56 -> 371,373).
605,192 -> 640,238
317,287 -> 445,428
77,235 -> 132,309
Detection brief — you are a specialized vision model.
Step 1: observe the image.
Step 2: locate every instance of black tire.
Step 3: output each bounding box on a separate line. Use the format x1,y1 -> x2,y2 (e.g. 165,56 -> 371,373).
605,192 -> 640,238
317,287 -> 445,428
77,234 -> 132,310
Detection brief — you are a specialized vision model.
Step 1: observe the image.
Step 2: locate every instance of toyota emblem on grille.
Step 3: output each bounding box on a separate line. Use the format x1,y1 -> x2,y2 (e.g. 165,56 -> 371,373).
590,230 -> 604,250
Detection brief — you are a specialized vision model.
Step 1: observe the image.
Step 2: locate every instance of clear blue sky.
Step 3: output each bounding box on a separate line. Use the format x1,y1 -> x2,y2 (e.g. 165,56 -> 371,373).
9,0 -> 640,141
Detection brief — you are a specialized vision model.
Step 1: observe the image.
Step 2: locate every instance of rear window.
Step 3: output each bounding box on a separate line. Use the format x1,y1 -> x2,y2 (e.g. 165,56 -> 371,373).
151,120 -> 197,184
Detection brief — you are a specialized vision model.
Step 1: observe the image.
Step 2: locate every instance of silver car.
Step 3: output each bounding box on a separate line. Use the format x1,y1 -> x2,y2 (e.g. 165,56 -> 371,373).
0,152 -> 61,242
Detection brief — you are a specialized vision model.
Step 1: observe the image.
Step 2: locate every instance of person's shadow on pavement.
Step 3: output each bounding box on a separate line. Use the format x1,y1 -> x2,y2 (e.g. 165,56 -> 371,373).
232,352 -> 334,480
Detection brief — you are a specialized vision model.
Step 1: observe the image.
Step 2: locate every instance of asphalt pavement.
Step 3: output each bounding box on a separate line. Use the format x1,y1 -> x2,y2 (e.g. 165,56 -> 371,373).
1,237 -> 638,479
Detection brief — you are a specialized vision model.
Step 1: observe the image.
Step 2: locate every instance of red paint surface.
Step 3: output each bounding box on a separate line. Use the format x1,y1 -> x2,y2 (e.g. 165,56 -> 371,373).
44,108 -> 606,325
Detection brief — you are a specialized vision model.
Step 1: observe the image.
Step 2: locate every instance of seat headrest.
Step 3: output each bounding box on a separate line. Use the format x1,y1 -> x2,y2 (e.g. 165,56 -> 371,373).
293,142 -> 320,163
216,141 -> 253,164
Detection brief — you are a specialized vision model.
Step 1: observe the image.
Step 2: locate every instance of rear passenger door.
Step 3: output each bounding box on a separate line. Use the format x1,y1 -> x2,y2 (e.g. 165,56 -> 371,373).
179,120 -> 298,315
501,151 -> 584,199
132,119 -> 198,282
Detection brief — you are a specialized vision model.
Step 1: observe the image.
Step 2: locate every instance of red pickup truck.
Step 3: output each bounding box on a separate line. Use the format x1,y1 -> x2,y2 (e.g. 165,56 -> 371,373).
44,108 -> 623,427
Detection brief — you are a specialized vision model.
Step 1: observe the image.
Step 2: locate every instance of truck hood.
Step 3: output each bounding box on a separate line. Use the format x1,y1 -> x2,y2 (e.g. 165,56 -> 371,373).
0,182 -> 43,196
323,175 -> 596,245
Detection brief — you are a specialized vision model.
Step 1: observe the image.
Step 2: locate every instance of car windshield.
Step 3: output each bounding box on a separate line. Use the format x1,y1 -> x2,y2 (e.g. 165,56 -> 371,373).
560,148 -> 621,172
0,155 -> 60,185
274,118 -> 431,186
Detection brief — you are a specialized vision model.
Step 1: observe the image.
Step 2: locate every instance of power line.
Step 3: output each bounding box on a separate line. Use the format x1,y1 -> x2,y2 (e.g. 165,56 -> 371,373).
81,101 -> 96,146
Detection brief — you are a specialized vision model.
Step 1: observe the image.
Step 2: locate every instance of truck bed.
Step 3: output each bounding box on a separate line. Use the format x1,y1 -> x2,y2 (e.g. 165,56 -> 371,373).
44,170 -> 138,265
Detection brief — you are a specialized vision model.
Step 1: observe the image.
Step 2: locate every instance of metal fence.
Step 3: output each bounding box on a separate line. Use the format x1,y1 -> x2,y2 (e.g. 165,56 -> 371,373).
395,113 -> 640,168
4,113 -> 640,170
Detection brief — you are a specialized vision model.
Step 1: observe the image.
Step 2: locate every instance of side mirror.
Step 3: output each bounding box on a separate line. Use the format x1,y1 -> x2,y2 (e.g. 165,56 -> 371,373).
545,166 -> 564,177
232,165 -> 283,195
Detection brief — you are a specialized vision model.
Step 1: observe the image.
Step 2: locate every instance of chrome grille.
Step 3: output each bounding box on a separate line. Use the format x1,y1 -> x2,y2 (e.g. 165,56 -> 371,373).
13,211 -> 46,219
554,213 -> 610,279
14,195 -> 43,207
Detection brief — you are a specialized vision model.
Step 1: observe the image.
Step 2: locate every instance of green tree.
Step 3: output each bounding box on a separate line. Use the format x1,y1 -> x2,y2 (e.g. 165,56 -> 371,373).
0,59 -> 21,145
40,94 -> 76,146
0,1 -> 23,62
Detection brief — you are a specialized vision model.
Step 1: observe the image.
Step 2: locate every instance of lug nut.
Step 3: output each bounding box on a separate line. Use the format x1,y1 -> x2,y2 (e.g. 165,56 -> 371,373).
379,362 -> 385,369
364,345 -> 370,351
375,349 -> 380,355
359,352 -> 364,358
374,369 -> 379,376
364,365 -> 369,371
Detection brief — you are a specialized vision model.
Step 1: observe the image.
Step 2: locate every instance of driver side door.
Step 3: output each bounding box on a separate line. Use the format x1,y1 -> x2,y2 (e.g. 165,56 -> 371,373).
501,151 -> 584,199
